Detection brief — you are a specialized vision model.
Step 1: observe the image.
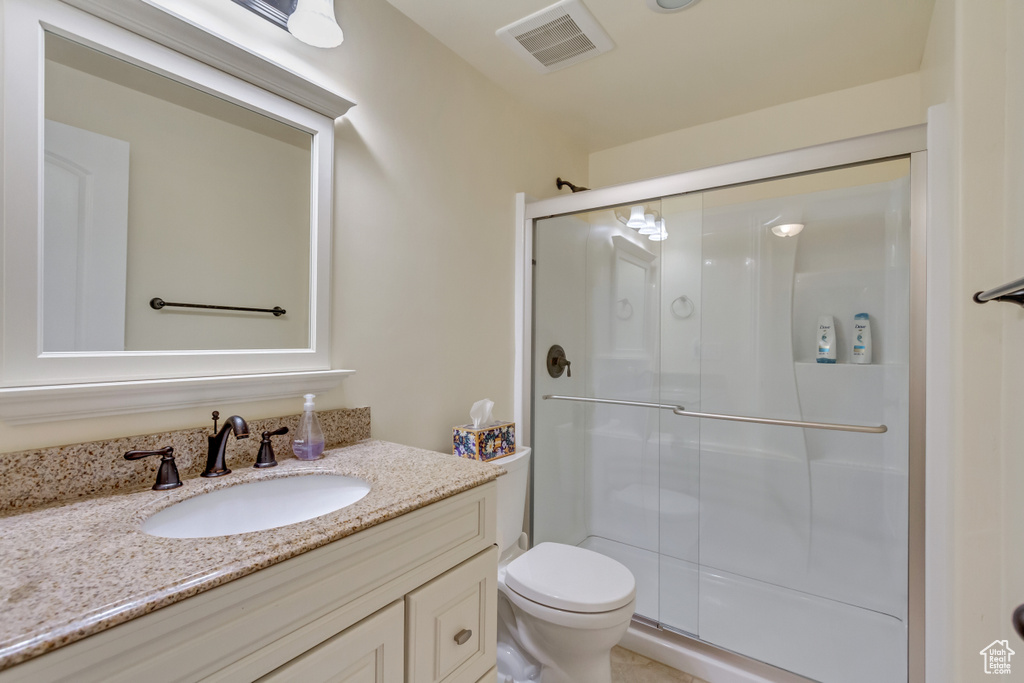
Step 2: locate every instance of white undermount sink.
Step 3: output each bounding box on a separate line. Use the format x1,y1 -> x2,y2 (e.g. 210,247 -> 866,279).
141,474 -> 372,539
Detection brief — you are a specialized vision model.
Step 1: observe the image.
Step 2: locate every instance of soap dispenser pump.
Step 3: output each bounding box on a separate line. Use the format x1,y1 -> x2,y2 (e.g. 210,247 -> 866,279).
292,393 -> 325,461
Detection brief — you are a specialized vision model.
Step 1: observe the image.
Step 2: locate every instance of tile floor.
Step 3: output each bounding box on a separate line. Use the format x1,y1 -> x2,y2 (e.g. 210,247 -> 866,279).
611,646 -> 711,683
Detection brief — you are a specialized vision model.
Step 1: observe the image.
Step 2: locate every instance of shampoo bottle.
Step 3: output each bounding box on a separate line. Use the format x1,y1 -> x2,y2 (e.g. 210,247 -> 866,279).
852,313 -> 872,364
816,316 -> 837,364
292,393 -> 325,461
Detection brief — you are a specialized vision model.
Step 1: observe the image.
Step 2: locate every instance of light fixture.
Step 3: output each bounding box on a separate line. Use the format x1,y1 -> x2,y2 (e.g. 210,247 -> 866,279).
626,206 -> 647,229
649,219 -> 668,241
639,213 -> 659,235
771,223 -> 805,238
288,0 -> 344,48
646,0 -> 700,13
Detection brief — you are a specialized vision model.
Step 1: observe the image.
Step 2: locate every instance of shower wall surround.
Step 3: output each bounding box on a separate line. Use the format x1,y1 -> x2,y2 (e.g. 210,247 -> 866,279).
0,408 -> 370,514
532,158 -> 912,683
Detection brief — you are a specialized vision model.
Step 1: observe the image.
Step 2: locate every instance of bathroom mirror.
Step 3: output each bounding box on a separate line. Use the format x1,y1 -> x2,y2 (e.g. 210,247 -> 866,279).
0,0 -> 355,421
44,33 -> 312,353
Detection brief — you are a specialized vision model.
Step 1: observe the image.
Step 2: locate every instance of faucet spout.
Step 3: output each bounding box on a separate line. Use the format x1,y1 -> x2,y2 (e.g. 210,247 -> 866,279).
202,414 -> 249,477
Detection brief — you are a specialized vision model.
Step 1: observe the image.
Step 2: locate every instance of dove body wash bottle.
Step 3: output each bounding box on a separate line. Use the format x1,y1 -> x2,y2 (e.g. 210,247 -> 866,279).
852,313 -> 872,364
816,316 -> 837,364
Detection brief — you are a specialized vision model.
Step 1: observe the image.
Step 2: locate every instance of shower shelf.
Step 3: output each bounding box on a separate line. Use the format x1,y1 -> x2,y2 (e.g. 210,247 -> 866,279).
794,361 -> 888,366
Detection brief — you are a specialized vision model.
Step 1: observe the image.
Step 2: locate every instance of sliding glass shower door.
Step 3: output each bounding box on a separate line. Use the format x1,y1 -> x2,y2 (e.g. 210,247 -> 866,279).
532,199 -> 666,618
531,157 -> 912,683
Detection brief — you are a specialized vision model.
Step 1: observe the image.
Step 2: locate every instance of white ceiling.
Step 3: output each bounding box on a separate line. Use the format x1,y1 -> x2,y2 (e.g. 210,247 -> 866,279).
383,0 -> 936,152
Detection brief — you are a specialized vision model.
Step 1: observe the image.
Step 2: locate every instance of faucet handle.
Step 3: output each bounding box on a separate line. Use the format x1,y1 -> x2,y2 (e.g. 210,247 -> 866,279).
255,427 -> 289,469
124,446 -> 182,491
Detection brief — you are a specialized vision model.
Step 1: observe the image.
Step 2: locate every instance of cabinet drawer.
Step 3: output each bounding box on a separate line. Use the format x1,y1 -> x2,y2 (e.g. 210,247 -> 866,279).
258,600 -> 404,683
406,546 -> 497,683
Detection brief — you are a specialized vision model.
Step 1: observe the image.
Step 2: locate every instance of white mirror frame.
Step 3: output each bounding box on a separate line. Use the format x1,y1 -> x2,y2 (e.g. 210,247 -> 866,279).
0,0 -> 355,422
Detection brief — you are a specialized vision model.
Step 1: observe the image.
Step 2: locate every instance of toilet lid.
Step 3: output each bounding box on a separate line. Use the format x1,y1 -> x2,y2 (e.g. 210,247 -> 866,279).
504,542 -> 636,613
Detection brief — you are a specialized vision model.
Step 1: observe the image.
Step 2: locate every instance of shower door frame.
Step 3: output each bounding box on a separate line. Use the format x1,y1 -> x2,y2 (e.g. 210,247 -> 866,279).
514,124 -> 927,683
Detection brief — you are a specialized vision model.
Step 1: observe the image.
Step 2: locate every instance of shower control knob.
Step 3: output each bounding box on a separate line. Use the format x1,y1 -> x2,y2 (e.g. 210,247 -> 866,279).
547,345 -> 571,378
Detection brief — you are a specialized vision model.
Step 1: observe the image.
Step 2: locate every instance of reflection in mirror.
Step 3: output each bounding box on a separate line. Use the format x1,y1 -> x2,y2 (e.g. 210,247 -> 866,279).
43,33 -> 312,352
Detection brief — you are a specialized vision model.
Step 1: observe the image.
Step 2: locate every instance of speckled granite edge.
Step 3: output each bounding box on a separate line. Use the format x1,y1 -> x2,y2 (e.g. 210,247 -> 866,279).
0,440 -> 504,670
0,407 -> 371,515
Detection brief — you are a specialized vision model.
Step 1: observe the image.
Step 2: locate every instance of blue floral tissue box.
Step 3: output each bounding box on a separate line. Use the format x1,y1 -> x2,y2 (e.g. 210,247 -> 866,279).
453,422 -> 515,461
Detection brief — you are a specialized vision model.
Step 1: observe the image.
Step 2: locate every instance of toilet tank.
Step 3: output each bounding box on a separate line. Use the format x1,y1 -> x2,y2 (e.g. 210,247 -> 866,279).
495,447 -> 531,554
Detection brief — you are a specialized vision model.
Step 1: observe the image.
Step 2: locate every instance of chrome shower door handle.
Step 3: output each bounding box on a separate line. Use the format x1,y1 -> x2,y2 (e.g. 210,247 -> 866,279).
670,407 -> 886,433
539,395 -> 886,433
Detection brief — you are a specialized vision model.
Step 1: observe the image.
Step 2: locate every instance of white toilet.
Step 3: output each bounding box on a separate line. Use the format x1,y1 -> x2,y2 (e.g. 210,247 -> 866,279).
495,447 -> 636,683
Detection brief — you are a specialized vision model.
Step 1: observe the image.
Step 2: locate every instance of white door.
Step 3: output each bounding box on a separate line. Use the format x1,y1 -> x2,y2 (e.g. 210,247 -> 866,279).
43,119 -> 129,352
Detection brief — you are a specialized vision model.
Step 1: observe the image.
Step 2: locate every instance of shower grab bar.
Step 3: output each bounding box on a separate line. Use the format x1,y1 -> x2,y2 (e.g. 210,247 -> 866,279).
541,395 -> 887,434
974,275 -> 1024,307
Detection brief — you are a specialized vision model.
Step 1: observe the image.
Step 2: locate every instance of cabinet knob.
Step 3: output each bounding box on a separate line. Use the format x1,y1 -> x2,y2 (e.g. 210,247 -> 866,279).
453,629 -> 472,645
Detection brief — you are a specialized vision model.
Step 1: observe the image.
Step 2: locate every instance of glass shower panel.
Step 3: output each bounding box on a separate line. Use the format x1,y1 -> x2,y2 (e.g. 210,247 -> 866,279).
532,201 -> 664,621
690,159 -> 911,682
532,213 -> 591,549
657,193 -> 703,636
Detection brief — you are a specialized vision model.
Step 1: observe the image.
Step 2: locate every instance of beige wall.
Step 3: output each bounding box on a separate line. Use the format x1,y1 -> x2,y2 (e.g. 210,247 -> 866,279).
45,57 -> 311,352
1004,1 -> 1024,679
0,0 -> 588,452
588,72 -> 925,188
924,0 -> 1024,680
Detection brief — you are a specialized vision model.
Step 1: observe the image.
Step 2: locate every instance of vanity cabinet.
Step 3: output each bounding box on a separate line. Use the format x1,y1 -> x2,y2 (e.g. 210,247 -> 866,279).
0,482 -> 498,683
406,547 -> 498,683
259,600 -> 405,683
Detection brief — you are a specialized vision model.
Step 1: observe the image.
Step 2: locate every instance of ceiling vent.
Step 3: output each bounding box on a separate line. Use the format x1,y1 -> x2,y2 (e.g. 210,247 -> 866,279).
496,0 -> 615,74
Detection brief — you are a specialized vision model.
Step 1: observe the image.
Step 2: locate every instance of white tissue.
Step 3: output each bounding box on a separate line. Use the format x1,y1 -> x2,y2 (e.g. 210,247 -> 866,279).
470,399 -> 494,429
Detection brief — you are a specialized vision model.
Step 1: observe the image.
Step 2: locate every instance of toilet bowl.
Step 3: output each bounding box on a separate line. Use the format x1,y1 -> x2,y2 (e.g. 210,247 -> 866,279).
495,448 -> 636,683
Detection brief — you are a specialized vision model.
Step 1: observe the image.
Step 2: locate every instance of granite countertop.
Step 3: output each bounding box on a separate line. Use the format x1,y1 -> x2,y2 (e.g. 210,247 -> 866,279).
0,440 -> 504,670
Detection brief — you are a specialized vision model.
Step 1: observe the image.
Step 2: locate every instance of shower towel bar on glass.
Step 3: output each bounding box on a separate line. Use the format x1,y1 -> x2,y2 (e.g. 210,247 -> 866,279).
541,395 -> 887,434
974,274 -> 1024,307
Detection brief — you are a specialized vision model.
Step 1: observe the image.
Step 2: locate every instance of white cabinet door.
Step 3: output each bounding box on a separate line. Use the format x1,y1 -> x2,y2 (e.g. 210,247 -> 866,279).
258,601 -> 404,683
406,546 -> 498,683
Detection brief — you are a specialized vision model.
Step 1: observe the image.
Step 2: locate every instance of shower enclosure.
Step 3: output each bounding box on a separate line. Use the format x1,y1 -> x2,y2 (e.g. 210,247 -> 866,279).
523,135 -> 924,683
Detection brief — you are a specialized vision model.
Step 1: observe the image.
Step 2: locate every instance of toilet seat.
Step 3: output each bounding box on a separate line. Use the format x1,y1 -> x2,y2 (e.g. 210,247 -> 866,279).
504,542 -> 635,613
499,579 -> 637,630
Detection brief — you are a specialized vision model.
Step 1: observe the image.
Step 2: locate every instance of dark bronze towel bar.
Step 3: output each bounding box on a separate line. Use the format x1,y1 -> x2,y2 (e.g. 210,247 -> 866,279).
149,297 -> 285,316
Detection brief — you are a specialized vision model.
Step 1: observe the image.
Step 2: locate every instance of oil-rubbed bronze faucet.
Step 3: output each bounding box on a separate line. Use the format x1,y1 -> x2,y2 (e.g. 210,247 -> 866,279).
202,411 -> 249,477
